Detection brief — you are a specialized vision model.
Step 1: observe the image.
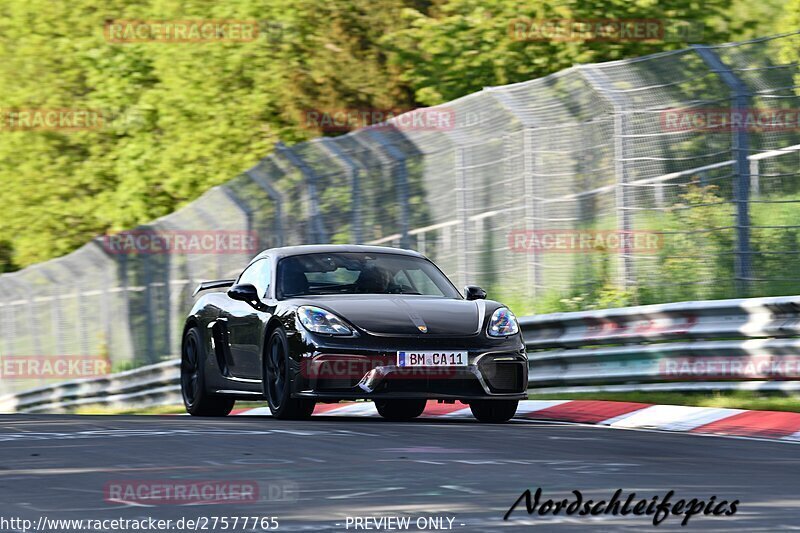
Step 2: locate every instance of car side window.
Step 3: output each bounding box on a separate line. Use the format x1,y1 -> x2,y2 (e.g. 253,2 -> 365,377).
238,258 -> 271,298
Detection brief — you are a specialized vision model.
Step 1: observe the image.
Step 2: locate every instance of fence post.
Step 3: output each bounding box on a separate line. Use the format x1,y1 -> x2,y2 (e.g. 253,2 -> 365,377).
142,250 -> 156,363
116,248 -> 132,362
12,273 -> 42,356
220,185 -> 254,245
92,240 -> 118,361
485,87 -> 544,299
245,158 -> 286,248
46,263 -> 79,356
23,283 -> 42,356
693,45 -> 753,296
189,203 -> 224,279
581,66 -> 635,290
274,142 -> 329,244
750,159 -> 760,197
217,185 -> 259,270
521,129 -> 541,297
455,147 -> 470,288
318,138 -> 363,244
365,129 -> 410,249
0,283 -> 13,356
36,268 -> 64,356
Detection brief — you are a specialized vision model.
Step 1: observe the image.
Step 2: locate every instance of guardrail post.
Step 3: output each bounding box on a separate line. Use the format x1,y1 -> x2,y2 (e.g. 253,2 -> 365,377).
275,142 -> 330,244
581,66 -> 635,290
693,45 -> 753,296
365,129 -> 410,249
318,138 -> 363,244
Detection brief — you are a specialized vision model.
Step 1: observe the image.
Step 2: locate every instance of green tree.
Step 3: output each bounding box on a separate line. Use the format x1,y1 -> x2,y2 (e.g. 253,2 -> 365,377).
0,0 -> 425,268
0,0 -> 790,272
383,0 -> 738,106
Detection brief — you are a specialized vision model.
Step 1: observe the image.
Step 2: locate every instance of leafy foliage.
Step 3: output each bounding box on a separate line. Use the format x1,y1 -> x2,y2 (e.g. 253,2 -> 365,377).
0,0 -> 792,272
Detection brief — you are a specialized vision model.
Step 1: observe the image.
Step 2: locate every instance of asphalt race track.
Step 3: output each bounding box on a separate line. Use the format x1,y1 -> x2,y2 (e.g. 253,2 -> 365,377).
0,414 -> 797,532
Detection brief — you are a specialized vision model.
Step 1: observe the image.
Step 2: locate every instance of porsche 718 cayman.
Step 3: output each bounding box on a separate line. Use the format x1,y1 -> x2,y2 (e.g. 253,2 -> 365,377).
181,245 -> 527,422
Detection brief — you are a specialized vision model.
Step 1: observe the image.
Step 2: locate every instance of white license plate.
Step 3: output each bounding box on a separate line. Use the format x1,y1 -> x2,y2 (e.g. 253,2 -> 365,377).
397,351 -> 468,367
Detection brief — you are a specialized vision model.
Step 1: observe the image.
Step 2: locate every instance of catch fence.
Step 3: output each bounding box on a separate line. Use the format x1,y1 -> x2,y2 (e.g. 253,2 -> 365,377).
0,32 -> 799,394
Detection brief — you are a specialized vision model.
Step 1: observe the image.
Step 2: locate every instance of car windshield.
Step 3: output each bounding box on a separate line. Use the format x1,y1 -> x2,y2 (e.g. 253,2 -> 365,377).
276,252 -> 461,299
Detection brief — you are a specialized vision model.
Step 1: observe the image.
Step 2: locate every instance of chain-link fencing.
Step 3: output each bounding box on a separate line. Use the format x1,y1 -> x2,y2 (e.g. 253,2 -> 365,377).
0,32 -> 798,394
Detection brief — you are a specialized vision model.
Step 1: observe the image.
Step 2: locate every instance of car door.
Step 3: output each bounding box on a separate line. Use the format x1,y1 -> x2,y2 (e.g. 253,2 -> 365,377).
224,258 -> 272,380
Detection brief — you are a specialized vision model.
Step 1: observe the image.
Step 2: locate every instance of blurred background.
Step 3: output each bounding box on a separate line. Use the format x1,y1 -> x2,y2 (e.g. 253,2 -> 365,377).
0,0 -> 799,381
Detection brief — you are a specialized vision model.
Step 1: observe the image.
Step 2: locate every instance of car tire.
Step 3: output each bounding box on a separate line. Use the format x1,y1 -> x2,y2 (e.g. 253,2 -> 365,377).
469,400 -> 518,423
264,328 -> 316,420
181,327 -> 235,417
375,399 -> 427,421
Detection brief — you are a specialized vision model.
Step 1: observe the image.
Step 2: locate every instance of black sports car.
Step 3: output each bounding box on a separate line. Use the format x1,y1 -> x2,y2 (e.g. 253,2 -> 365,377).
181,245 -> 527,422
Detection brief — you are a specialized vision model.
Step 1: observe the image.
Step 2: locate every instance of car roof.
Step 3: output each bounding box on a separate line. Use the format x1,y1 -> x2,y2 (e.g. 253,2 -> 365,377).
251,244 -> 427,262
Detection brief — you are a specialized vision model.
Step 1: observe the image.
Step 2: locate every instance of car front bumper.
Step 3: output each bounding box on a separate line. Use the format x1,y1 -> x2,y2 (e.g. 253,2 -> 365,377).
288,331 -> 528,400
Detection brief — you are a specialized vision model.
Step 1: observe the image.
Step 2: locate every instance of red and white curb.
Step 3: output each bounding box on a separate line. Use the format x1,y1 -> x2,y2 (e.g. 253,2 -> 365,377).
231,400 -> 800,443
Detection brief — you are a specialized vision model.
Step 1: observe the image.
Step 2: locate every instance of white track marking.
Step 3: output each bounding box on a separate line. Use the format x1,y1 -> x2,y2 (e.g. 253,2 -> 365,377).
320,403 -> 380,417
435,408 -> 473,418
440,485 -> 485,494
515,400 -> 572,415
235,407 -> 272,416
606,405 -> 744,431
229,400 -> 800,445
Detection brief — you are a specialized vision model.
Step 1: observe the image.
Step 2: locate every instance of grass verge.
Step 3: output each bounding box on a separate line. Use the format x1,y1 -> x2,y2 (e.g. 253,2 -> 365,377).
70,404 -> 187,415
69,401 -> 269,415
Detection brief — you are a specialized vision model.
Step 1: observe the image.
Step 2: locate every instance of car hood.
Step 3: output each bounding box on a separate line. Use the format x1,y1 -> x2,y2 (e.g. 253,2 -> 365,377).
298,296 -> 489,336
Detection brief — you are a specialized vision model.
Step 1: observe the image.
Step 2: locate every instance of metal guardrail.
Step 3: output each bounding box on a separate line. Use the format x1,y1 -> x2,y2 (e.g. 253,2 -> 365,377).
3,294 -> 800,413
3,32 -> 800,381
523,295 -> 800,394
0,360 -> 180,413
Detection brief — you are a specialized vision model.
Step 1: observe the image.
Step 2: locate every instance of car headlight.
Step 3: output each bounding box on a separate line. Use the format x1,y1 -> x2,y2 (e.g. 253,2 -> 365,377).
488,307 -> 519,337
297,306 -> 353,335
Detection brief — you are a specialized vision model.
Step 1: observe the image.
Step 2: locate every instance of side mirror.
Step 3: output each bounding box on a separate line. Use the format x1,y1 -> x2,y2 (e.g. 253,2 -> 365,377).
228,283 -> 260,307
465,285 -> 487,301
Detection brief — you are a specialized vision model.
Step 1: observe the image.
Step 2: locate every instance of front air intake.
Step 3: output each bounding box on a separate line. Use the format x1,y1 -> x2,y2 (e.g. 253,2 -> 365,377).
481,359 -> 525,393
